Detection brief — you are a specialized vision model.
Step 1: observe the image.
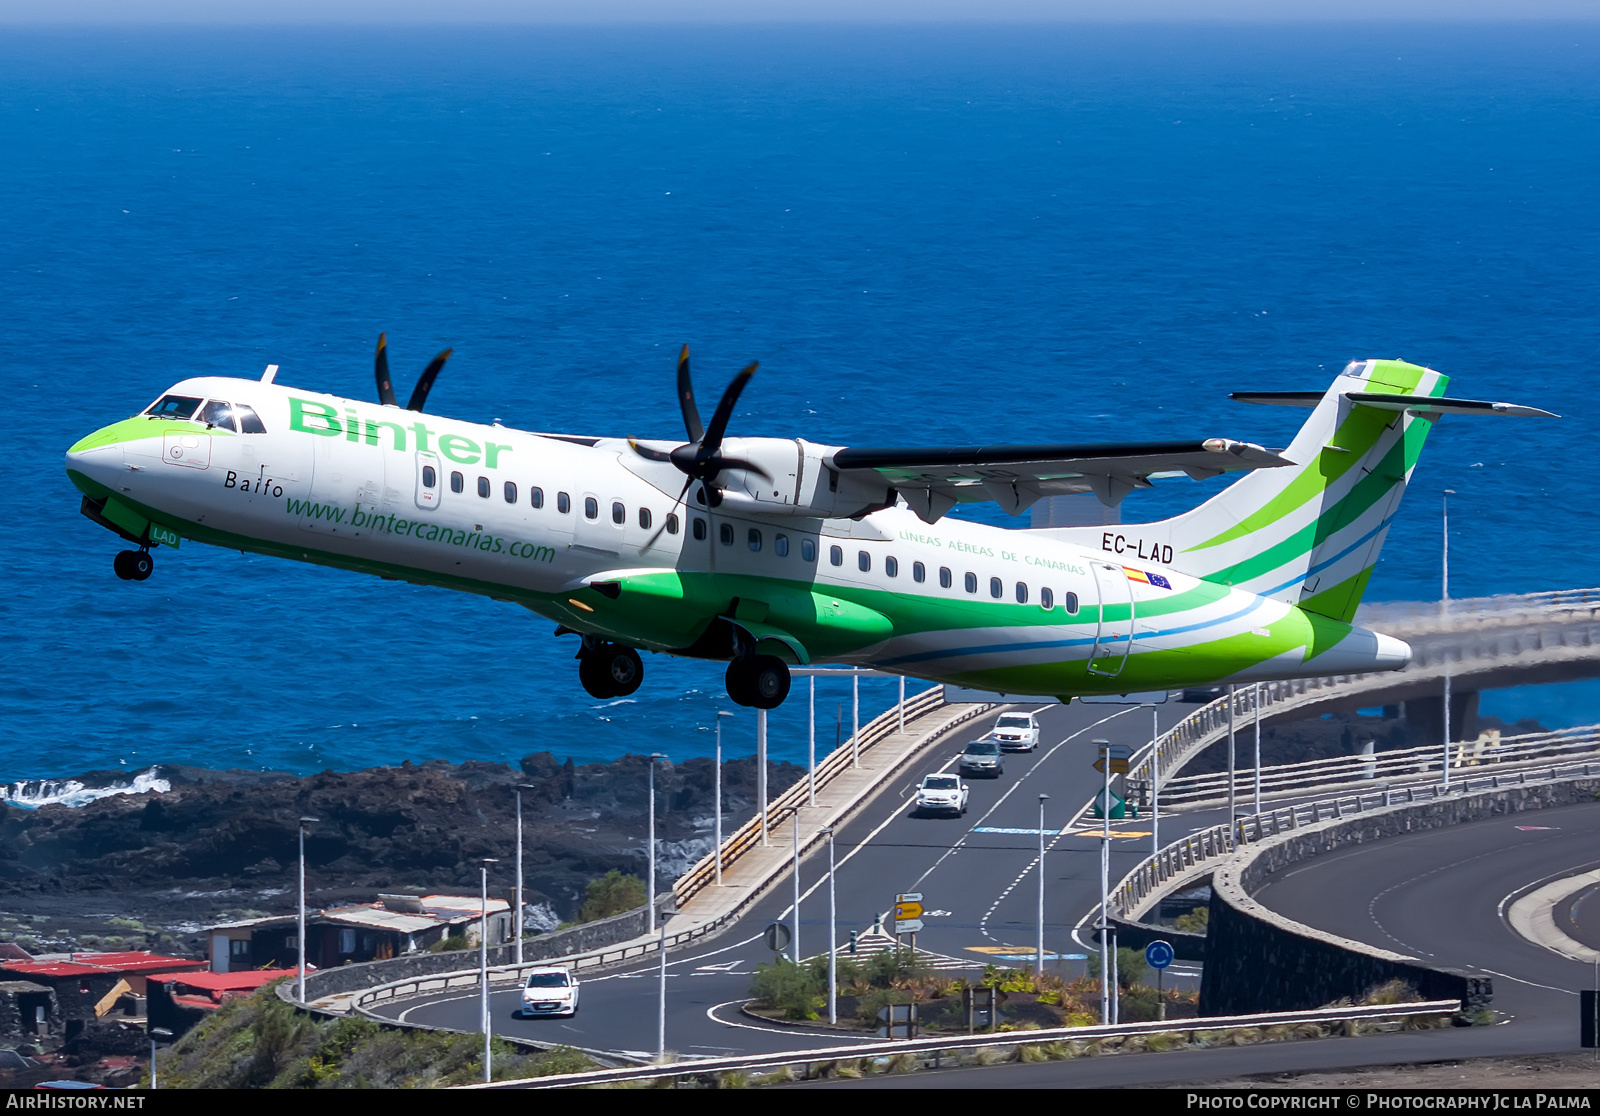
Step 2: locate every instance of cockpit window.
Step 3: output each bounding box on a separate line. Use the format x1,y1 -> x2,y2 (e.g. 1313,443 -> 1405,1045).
199,400 -> 237,432
235,405 -> 267,433
145,395 -> 202,421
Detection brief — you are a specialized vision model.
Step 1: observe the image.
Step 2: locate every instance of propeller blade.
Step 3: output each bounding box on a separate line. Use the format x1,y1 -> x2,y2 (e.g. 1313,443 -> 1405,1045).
641,473 -> 697,550
711,455 -> 773,482
627,437 -> 679,463
406,347 -> 453,412
375,333 -> 398,407
676,344 -> 705,444
700,361 -> 757,456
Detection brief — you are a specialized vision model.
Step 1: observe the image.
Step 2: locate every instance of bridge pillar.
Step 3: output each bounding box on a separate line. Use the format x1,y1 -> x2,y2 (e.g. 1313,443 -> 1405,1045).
1402,689 -> 1480,745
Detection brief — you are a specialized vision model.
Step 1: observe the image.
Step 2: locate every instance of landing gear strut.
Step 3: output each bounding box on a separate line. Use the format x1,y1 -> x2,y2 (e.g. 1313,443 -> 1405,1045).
577,643 -> 644,699
725,654 -> 791,710
113,550 -> 152,582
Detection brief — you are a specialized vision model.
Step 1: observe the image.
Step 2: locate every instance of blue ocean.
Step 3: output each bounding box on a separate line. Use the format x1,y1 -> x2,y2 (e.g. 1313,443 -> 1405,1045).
3,24 -> 1598,781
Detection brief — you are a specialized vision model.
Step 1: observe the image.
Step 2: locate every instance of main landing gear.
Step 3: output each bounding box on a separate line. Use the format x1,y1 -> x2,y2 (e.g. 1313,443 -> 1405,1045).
577,642 -> 644,700
725,655 -> 791,710
113,549 -> 153,582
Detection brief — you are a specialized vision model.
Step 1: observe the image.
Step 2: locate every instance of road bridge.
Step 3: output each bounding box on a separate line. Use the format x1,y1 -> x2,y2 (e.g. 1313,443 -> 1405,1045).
361,587 -> 1600,1080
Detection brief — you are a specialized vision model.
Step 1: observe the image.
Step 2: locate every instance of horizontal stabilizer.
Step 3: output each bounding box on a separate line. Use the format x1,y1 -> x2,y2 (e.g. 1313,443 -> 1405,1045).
1233,390 -> 1557,418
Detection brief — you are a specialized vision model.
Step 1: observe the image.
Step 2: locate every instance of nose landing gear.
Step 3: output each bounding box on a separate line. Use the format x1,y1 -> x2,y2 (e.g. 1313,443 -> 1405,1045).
725,654 -> 791,710
577,642 -> 644,699
113,550 -> 153,582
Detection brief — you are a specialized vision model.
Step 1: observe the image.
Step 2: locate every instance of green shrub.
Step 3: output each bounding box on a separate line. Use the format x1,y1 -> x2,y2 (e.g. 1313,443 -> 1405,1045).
427,934 -> 469,953
866,947 -> 927,988
1086,947 -> 1148,989
579,870 -> 647,922
1174,906 -> 1210,933
751,961 -> 823,1020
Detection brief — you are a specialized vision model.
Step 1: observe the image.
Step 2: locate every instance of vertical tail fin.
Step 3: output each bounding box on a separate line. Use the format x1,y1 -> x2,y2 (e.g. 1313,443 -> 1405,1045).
1139,359 -> 1447,623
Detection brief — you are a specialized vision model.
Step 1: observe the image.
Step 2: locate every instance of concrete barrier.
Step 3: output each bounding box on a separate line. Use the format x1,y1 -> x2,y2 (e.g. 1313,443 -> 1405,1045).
1198,777 -> 1600,1016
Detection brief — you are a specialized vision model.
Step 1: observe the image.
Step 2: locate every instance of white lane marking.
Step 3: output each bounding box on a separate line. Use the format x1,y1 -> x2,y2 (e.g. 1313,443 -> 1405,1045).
970,706 -> 1152,942
704,998 -> 880,1042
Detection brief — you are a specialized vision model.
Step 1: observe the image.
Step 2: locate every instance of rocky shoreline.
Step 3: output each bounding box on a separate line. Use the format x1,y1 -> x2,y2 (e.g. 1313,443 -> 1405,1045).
0,751 -> 802,957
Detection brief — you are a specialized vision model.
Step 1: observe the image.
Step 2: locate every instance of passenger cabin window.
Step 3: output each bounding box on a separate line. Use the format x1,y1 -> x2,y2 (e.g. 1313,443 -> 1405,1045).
886,556 -> 899,578
504,481 -> 517,504
530,487 -> 544,509
199,400 -> 236,431
666,513 -> 679,535
692,517 -> 707,540
775,534 -> 789,557
939,567 -> 953,589
557,492 -> 570,513
829,545 -> 844,567
719,523 -> 734,546
913,561 -> 926,583
477,476 -> 490,498
1065,591 -> 1080,614
450,471 -> 465,494
584,497 -> 599,520
422,465 -> 437,487
1015,582 -> 1028,604
801,538 -> 816,562
639,507 -> 652,530
235,404 -> 267,434
748,529 -> 762,552
964,572 -> 978,594
612,501 -> 625,525
990,577 -> 1003,599
858,550 -> 871,572
145,395 -> 202,421
1041,587 -> 1054,610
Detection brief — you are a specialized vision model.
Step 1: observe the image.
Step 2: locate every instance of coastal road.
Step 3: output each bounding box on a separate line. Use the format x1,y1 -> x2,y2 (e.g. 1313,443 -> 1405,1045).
372,696 -> 1209,1059
799,795 -> 1600,1087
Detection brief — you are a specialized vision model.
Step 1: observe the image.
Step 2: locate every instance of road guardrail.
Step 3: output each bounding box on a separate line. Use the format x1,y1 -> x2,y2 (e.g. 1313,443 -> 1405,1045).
458,999 -> 1462,1089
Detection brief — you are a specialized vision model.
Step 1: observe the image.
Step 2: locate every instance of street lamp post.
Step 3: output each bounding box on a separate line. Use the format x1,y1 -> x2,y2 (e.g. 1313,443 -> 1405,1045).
852,672 -> 860,768
715,713 -> 732,885
1095,739 -> 1111,1024
1442,488 -> 1456,787
1226,684 -> 1236,841
647,753 -> 665,915
296,816 -> 318,1004
479,857 -> 499,1084
758,709 -> 769,845
514,784 -> 537,966
1253,683 -> 1263,816
1036,794 -> 1049,972
148,1026 -> 171,1089
777,805 -> 802,964
824,826 -> 837,1025
808,678 -> 817,806
1150,706 -> 1160,859
656,904 -> 679,1062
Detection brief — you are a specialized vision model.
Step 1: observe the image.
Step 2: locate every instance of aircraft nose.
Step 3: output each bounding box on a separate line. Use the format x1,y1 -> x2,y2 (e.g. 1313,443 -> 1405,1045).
65,426 -> 128,493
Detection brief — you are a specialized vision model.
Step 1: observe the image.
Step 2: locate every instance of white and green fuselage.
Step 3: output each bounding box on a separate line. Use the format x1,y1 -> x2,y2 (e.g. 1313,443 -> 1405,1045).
66,360 -> 1464,700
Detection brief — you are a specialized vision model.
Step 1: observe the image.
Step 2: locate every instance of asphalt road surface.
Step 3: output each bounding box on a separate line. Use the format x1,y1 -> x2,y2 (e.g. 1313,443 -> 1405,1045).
372,697 -> 1208,1060
803,796 -> 1600,1087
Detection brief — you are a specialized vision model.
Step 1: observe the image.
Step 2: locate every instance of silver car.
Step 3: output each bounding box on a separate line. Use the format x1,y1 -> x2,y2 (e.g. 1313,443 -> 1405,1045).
959,739 -> 1005,778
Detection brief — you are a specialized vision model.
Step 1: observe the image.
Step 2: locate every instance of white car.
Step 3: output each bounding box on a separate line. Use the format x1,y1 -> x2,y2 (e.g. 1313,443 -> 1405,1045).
991,712 -> 1040,752
519,967 -> 580,1018
914,773 -> 969,817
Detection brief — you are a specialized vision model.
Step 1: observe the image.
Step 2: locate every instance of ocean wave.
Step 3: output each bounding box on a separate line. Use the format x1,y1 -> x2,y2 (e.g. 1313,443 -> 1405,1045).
0,768 -> 171,810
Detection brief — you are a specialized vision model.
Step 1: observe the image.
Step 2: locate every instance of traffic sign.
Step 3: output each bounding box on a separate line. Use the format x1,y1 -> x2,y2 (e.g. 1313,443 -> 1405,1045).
893,918 -> 925,935
1145,940 -> 1175,970
1094,742 -> 1132,775
896,892 -> 923,903
894,901 -> 924,921
762,922 -> 792,953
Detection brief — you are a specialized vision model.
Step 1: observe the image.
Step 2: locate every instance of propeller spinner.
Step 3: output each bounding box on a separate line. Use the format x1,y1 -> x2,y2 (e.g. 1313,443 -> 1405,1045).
629,345 -> 770,512
374,332 -> 453,412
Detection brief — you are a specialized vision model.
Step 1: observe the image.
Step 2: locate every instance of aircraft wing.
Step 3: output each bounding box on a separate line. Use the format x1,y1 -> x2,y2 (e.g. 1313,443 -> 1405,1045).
829,437 -> 1291,522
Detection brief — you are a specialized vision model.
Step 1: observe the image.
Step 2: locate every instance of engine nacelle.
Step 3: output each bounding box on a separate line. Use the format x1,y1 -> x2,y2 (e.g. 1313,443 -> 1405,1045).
714,437 -> 894,519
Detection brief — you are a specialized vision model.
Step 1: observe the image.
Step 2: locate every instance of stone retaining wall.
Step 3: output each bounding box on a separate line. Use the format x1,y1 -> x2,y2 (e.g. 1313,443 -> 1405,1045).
1199,778 -> 1600,1016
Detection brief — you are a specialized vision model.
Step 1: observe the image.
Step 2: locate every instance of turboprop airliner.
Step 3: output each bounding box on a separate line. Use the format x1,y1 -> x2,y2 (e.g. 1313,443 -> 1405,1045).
64,343 -> 1553,709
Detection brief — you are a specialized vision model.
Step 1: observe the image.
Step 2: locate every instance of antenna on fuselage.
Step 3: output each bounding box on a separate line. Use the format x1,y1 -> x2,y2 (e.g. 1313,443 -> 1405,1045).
260,364 -> 279,385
